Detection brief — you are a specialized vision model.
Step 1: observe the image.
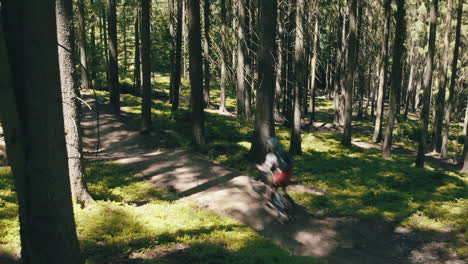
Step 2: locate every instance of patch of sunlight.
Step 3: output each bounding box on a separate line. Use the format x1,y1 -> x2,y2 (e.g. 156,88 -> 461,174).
154,75 -> 170,85
237,141 -> 251,150
0,167 -> 20,258
403,211 -> 447,231
122,106 -> 141,114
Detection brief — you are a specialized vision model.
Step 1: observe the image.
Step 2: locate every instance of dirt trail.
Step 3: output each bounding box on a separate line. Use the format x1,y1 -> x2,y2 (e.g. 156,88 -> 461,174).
81,99 -> 465,264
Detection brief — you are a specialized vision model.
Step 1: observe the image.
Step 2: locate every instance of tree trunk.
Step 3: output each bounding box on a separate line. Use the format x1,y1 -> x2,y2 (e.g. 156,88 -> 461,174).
416,0 -> 438,168
172,0 -> 183,112
101,8 -> 110,83
432,0 -> 453,153
342,0 -> 357,146
123,2 -> 128,76
372,0 -> 391,143
107,0 -> 120,113
236,0 -> 247,119
441,0 -> 463,159
188,0 -> 206,147
290,0 -> 304,154
333,1 -> 344,126
169,0 -> 175,103
250,0 -> 277,163
461,102 -> 468,173
219,0 -> 228,113
134,9 -> 141,94
90,0 -> 97,83
309,5 -> 319,125
404,39 -> 416,119
56,0 -> 94,207
0,2 -> 83,262
141,0 -> 152,131
383,0 -> 406,159
77,0 -> 90,90
203,0 -> 211,107
244,0 -> 252,120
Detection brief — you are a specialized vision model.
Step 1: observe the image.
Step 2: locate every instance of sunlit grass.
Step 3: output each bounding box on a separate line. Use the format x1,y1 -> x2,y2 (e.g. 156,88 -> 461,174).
0,167 -> 19,259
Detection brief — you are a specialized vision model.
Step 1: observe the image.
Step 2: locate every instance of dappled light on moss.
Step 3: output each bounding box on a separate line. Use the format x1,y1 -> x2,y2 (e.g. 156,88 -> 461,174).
0,168 -> 19,258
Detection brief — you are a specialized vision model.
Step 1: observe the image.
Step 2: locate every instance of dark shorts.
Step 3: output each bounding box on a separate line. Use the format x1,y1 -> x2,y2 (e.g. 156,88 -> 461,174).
272,169 -> 292,186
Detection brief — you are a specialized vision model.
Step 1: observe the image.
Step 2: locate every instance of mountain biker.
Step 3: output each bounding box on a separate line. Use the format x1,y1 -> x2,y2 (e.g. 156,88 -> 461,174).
257,137 -> 293,202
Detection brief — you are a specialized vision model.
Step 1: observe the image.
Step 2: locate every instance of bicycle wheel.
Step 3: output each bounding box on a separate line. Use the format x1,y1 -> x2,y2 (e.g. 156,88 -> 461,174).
248,174 -> 267,199
272,192 -> 295,223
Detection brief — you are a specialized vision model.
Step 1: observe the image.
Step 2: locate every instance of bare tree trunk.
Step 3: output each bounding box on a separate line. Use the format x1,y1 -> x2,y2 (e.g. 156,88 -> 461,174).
236,0 -> 247,119
90,0 -> 97,83
461,102 -> 468,173
219,0 -> 228,113
203,0 -> 211,107
373,0 -> 391,143
172,0 -> 183,112
188,0 -> 206,147
416,0 -> 438,167
141,0 -> 152,131
433,0 -> 453,153
134,8 -> 141,94
441,0 -> 463,159
169,0 -> 175,103
342,0 -> 357,146
404,39 -> 416,119
250,0 -> 277,162
244,0 -> 252,120
78,0 -> 90,90
290,0 -> 304,154
108,0 -> 120,113
383,0 -> 406,159
122,1 -> 128,76
56,0 -> 94,207
333,1 -> 344,126
0,2 -> 83,261
309,4 -> 319,125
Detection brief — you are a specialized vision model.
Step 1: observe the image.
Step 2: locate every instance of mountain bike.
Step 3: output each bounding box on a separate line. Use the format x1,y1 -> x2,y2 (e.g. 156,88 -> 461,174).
250,166 -> 296,224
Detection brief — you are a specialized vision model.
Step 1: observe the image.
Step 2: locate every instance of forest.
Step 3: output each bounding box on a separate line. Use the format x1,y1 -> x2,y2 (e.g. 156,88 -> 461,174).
0,0 -> 467,263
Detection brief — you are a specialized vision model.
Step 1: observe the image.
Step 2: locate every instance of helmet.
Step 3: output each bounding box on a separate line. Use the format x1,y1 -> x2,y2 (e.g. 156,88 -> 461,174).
267,137 -> 280,152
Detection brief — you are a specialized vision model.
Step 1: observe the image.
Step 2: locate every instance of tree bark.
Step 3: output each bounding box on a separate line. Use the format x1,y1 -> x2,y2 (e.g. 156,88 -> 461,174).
171,0 -> 183,112
333,1 -> 344,126
244,0 -> 252,120
188,0 -> 206,147
77,0 -> 90,90
342,0 -> 357,146
250,0 -> 277,163
383,0 -> 406,159
203,0 -> 211,107
219,0 -> 228,113
56,0 -> 94,207
236,0 -> 247,119
134,9 -> 141,94
0,2 -> 83,262
309,4 -> 319,125
107,0 -> 120,113
416,0 -> 438,167
441,0 -> 463,159
461,102 -> 468,173
372,0 -> 391,143
169,0 -> 175,103
141,0 -> 152,131
432,0 -> 453,153
290,0 -> 304,154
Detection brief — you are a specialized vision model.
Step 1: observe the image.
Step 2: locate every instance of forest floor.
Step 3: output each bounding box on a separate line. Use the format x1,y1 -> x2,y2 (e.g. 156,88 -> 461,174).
80,96 -> 466,264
